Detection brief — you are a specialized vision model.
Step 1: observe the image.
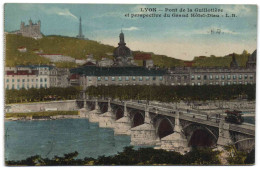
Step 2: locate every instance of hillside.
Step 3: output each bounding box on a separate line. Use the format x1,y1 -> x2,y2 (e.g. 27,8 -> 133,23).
5,34 -> 251,68
192,51 -> 250,67
5,34 -> 183,68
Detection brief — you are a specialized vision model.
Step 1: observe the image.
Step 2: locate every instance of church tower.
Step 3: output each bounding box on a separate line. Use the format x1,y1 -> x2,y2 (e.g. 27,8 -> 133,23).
76,17 -> 85,39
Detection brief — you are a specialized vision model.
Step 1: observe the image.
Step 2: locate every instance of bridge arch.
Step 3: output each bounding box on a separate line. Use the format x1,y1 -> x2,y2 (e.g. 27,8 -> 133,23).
115,107 -> 124,120
87,101 -> 95,110
156,117 -> 174,139
98,102 -> 108,113
131,111 -> 145,128
184,123 -> 218,148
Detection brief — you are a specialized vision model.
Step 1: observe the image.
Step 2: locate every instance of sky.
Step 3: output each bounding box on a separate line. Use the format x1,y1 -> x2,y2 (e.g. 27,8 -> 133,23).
4,4 -> 257,60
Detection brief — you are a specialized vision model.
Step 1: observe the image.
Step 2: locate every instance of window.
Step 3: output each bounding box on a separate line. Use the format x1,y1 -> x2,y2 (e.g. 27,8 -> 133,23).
153,76 -> 156,80
215,75 -> 219,80
44,78 -> 47,82
27,79 -> 29,82
17,85 -> 20,90
22,79 -> 25,82
89,77 -> 92,81
239,81 -> 242,84
250,75 -> 253,80
233,75 -> 236,79
221,75 -> 225,80
6,79 -> 9,82
146,76 -> 150,81
40,84 -> 43,88
17,79 -> 20,82
209,75 -> 213,80
105,77 -> 108,81
197,82 -> 201,86
191,83 -> 195,86
139,77 -> 143,81
22,84 -> 25,88
197,75 -> 201,80
159,76 -> 163,81
227,82 -> 231,85
112,77 -> 115,81
233,82 -> 237,85
45,84 -> 47,88
32,79 -> 34,82
227,75 -> 231,80
118,77 -> 122,81
132,76 -> 136,81
125,76 -> 129,81
12,84 -> 14,89
245,82 -> 248,85
239,74 -> 242,79
6,85 -> 9,90
40,78 -> 43,82
244,75 -> 248,79
222,82 -> 225,85
203,75 -> 207,80
36,79 -> 38,82
97,77 -> 101,81
27,84 -> 29,89
216,82 -> 219,85
210,82 -> 213,85
191,75 -> 195,80
12,79 -> 14,82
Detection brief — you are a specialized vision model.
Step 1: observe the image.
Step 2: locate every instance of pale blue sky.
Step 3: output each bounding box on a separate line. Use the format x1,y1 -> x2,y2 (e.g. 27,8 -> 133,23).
4,4 -> 257,60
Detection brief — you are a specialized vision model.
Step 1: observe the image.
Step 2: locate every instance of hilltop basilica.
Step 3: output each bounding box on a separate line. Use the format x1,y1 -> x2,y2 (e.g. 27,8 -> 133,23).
12,19 -> 43,39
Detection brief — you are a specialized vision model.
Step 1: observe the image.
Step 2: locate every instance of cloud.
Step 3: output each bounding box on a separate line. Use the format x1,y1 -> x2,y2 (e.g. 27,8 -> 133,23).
40,6 -> 78,20
222,5 -> 252,16
123,26 -> 139,31
19,4 -> 78,21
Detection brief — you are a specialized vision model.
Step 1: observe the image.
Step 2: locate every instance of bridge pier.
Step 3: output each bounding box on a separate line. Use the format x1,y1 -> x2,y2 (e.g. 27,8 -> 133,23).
217,119 -> 232,148
88,99 -> 101,123
79,100 -> 90,118
130,107 -> 158,146
159,111 -> 190,154
114,102 -> 131,135
99,100 -> 115,128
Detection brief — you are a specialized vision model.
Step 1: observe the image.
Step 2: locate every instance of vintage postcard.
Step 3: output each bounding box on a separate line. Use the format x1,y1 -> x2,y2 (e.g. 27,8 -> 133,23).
4,3 -> 256,166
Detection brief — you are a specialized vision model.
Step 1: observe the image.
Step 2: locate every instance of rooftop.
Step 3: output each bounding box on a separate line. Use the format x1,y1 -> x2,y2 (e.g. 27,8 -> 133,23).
70,66 -> 166,76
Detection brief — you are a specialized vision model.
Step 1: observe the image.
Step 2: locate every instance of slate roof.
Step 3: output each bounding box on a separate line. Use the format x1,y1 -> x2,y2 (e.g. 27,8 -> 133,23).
70,66 -> 166,76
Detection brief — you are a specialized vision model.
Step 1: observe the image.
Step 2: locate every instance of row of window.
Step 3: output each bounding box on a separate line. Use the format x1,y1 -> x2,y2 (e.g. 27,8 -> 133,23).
191,74 -> 254,80
95,76 -> 163,82
6,78 -> 48,83
6,84 -> 48,90
191,81 -> 253,86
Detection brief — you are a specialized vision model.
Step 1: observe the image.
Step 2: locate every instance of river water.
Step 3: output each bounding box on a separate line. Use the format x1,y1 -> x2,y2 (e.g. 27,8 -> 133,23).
4,119 -> 133,161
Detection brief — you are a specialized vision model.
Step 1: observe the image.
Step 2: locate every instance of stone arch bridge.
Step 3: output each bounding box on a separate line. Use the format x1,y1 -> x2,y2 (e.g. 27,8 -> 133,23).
76,98 -> 255,154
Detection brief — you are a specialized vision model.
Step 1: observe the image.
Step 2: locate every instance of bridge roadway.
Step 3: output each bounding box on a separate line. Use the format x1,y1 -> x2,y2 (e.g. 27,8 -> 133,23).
86,99 -> 255,136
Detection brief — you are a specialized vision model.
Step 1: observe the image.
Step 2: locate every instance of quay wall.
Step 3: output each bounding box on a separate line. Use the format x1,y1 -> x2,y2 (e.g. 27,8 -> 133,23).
6,100 -> 78,113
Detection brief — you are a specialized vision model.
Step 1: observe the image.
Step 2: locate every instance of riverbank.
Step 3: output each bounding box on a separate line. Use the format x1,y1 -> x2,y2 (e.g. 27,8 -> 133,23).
4,110 -> 83,121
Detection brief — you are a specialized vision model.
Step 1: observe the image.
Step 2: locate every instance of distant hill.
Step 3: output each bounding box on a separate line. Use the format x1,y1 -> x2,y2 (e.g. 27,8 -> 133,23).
5,34 -> 251,68
192,51 -> 250,67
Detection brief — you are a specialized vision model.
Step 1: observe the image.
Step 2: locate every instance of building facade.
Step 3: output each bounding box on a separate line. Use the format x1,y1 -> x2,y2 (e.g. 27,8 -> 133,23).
71,66 -> 166,90
166,51 -> 256,86
4,65 -> 70,90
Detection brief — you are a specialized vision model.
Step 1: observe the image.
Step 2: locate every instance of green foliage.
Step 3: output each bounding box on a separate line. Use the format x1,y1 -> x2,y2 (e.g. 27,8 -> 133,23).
86,84 -> 256,102
5,146 -> 223,166
5,87 -> 80,104
225,145 -> 247,165
5,111 -> 78,118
